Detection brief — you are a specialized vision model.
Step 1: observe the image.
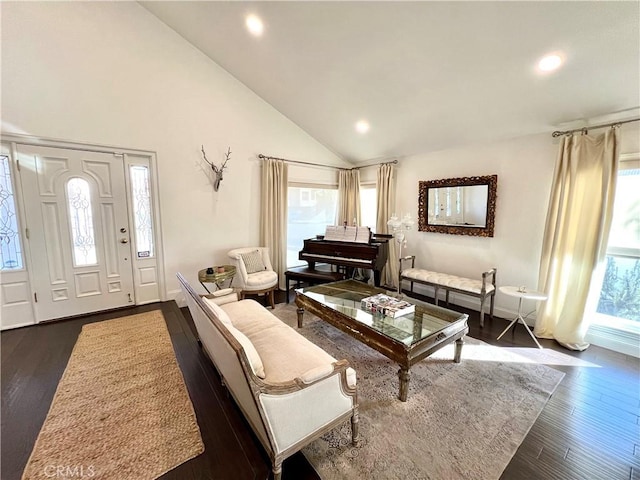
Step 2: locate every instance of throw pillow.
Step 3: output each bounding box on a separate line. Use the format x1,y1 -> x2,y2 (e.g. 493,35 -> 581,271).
202,296 -> 233,326
241,250 -> 266,274
227,325 -> 266,379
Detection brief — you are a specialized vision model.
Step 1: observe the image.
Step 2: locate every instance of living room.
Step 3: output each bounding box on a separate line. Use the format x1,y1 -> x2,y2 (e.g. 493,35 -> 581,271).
2,2 -> 639,480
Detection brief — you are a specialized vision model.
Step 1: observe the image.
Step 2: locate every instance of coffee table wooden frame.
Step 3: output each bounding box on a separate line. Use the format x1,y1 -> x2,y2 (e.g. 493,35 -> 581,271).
295,280 -> 469,401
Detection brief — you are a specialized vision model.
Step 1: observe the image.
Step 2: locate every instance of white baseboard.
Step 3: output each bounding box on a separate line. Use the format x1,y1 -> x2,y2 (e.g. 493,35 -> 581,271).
167,289 -> 185,308
403,283 -> 533,326
1,320 -> 37,331
586,324 -> 640,358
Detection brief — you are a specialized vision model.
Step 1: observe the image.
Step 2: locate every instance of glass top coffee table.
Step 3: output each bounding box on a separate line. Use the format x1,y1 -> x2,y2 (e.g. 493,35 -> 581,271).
295,279 -> 469,402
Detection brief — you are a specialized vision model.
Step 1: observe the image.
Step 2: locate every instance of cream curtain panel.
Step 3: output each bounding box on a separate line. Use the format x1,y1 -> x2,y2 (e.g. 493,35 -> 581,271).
260,158 -> 288,290
535,128 -> 619,350
377,164 -> 398,288
336,169 -> 361,226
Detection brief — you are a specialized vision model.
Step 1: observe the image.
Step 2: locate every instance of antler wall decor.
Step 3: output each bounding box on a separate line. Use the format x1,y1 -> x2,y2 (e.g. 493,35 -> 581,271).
201,145 -> 231,191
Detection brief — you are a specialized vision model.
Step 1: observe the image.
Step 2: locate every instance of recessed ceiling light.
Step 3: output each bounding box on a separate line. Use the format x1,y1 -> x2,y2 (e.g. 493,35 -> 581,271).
355,120 -> 370,134
537,53 -> 563,72
246,15 -> 264,36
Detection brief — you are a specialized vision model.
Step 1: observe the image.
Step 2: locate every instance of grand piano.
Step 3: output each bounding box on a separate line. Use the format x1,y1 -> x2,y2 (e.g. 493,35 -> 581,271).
298,225 -> 391,287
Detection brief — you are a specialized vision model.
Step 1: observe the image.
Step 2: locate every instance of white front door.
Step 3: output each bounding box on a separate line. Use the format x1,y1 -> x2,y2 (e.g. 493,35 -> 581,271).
18,145 -> 134,321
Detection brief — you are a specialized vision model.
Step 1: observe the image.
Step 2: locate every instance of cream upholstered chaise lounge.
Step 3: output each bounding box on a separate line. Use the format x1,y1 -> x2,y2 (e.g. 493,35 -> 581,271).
177,273 -> 359,480
227,247 -> 279,308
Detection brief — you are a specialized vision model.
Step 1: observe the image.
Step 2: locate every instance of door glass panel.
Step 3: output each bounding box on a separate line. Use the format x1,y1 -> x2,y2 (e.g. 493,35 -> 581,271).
130,165 -> 154,258
67,177 -> 97,266
0,155 -> 23,270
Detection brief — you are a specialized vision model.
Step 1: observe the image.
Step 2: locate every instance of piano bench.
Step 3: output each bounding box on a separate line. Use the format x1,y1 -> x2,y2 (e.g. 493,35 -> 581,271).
285,265 -> 345,303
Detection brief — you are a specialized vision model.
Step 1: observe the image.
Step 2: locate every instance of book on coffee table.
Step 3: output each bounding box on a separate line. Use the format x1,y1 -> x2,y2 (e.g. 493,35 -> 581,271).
360,293 -> 415,318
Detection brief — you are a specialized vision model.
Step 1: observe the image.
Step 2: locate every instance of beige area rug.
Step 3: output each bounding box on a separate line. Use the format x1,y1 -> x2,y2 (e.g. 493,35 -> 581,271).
21,311 -> 204,480
273,304 -> 565,480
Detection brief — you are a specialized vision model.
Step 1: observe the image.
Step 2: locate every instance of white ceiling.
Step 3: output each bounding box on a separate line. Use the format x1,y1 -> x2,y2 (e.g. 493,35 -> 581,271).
141,1 -> 640,164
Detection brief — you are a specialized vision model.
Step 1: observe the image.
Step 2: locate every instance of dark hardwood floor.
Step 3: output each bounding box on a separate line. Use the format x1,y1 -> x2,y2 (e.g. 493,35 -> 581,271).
2,287 -> 639,480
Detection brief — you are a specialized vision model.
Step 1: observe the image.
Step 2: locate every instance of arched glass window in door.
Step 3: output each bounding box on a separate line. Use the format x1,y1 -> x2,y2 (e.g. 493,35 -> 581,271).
66,178 -> 97,266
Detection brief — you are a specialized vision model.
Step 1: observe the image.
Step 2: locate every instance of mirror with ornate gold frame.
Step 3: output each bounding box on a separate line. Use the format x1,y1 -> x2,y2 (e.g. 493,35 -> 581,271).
418,175 -> 498,237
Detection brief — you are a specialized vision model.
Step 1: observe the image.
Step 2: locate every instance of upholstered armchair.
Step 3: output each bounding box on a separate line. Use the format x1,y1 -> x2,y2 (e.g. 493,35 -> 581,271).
227,247 -> 278,308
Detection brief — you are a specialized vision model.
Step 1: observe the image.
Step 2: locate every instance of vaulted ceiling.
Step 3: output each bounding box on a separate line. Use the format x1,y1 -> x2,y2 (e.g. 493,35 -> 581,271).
141,1 -> 640,164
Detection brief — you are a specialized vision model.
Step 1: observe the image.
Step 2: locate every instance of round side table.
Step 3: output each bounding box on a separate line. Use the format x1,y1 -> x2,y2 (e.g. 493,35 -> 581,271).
198,265 -> 236,294
497,286 -> 547,349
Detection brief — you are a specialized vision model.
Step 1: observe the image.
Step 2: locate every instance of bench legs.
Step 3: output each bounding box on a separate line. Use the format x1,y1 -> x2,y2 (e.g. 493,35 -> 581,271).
479,293 -> 496,328
285,277 -> 290,303
401,276 -> 496,329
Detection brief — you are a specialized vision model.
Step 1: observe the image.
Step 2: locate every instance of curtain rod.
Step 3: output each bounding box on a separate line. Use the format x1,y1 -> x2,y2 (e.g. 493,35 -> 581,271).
258,154 -> 398,170
552,117 -> 640,137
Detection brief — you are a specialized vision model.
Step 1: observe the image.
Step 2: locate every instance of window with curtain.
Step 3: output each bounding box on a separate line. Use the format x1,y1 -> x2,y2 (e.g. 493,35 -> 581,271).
287,184 -> 338,268
360,184 -> 377,231
590,156 -> 640,332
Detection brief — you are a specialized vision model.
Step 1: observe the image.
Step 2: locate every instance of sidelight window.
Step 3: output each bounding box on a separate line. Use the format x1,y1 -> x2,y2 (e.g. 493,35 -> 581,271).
0,154 -> 23,270
130,165 -> 154,258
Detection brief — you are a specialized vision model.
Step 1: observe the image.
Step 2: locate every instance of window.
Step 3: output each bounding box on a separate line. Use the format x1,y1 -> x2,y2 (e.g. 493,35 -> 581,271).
66,177 -> 97,266
0,154 -> 23,270
590,158 -> 640,331
130,165 -> 154,258
360,184 -> 377,231
287,185 -> 338,268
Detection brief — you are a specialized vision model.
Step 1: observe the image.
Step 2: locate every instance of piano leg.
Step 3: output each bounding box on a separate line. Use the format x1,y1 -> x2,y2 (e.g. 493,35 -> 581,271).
374,269 -> 382,287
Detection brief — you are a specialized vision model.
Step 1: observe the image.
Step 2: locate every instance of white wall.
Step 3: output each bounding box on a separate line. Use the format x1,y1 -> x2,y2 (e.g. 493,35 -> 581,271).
393,122 -> 640,319
0,2 -> 348,295
2,1 -> 638,316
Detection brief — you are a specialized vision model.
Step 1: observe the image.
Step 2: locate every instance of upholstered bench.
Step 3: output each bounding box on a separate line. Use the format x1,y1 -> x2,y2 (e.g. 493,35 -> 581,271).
399,256 -> 496,327
284,265 -> 345,303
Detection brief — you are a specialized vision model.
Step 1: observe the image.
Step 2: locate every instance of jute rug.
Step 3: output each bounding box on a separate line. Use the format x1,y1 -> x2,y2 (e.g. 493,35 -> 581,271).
272,303 -> 564,480
21,310 -> 204,480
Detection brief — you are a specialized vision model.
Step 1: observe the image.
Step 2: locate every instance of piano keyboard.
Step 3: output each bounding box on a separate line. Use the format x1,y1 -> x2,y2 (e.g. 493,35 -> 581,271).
300,253 -> 372,264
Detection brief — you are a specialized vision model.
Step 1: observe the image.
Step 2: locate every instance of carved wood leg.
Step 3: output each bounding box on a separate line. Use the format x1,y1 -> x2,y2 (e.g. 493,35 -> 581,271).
445,289 -> 450,306
398,366 -> 411,402
454,337 -> 464,363
296,307 -> 304,328
272,460 -> 282,480
480,295 -> 486,328
268,288 -> 275,309
351,408 -> 361,447
434,286 -> 440,306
